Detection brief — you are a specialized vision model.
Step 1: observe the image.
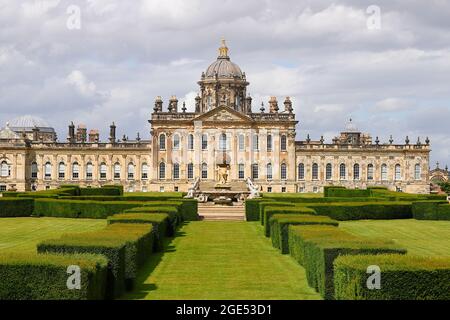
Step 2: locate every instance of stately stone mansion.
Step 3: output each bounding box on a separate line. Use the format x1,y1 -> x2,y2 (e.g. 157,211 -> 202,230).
0,41 -> 432,194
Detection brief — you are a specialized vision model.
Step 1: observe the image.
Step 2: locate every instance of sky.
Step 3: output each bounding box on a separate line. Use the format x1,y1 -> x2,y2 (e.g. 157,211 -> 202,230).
0,0 -> 449,168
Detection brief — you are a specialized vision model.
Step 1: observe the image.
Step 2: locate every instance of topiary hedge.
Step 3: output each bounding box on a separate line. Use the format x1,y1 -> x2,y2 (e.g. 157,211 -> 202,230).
288,225 -> 406,300
123,206 -> 179,236
269,214 -> 339,254
0,198 -> 34,217
412,201 -> 450,220
259,202 -> 296,225
37,238 -> 127,299
108,213 -> 169,252
0,253 -> 108,300
334,254 -> 450,300
324,187 -> 372,198
303,202 -> 412,220
80,187 -> 122,196
244,198 -> 263,221
33,199 -> 146,219
262,206 -> 316,237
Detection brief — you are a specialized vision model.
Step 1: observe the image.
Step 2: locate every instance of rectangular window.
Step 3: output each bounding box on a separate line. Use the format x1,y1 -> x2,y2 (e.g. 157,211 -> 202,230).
174,186 -> 179,192
253,135 -> 259,151
281,187 -> 286,193
251,164 -> 259,180
239,135 -> 245,151
0,185 -> 6,192
187,164 -> 194,180
142,165 -> 149,180
238,164 -> 245,180
202,135 -> 208,150
160,186 -> 165,192
267,135 -> 272,152
367,165 -> 374,181
267,187 -> 272,193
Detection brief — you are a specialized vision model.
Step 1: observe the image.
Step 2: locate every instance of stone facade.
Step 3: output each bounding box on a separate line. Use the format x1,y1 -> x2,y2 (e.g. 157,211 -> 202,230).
0,41 -> 431,194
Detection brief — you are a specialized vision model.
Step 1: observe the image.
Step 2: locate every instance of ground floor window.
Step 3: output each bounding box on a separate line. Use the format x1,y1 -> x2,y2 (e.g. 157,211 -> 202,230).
251,164 -> 259,180
201,163 -> 208,179
187,163 -> 194,180
281,187 -> 286,193
267,186 -> 272,193
0,185 -> 6,192
238,164 -> 245,180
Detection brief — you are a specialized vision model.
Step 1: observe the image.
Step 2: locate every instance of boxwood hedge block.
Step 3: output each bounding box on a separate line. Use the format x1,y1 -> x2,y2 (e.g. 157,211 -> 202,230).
259,202 -> 296,225
334,254 -> 450,300
108,213 -> 169,252
124,206 -> 179,236
263,206 -> 315,237
0,253 -> 108,300
37,237 -> 127,299
412,201 -> 450,220
303,202 -> 412,220
33,199 -> 146,219
288,225 -> 406,300
324,187 -> 371,198
0,198 -> 34,217
269,214 -> 338,254
245,198 -> 264,221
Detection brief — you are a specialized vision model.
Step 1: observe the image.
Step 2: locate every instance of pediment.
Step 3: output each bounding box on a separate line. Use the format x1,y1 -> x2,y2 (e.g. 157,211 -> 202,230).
194,106 -> 253,123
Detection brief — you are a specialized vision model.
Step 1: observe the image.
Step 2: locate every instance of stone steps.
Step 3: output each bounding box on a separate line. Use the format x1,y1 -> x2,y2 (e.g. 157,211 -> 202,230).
198,205 -> 246,221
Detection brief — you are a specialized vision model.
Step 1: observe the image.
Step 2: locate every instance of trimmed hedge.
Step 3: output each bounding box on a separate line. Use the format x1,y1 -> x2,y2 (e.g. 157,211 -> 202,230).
334,254 -> 450,300
303,202 -> 412,220
324,187 -> 372,198
262,206 -> 316,237
0,198 -> 34,217
80,187 -> 121,196
37,237 -> 127,299
245,198 -> 264,221
33,199 -> 146,219
288,225 -> 406,299
412,201 -> 450,220
123,192 -> 184,199
0,253 -> 108,300
124,206 -> 179,236
269,214 -> 339,254
108,213 -> 169,251
259,202 -> 296,225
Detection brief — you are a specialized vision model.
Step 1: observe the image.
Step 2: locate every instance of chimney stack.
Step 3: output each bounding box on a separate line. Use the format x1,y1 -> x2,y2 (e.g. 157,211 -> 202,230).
109,122 -> 116,143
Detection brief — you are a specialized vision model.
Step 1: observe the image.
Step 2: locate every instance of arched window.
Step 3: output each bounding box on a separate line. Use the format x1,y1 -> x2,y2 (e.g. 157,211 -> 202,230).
238,134 -> 245,151
395,164 -> 401,181
1,161 -> 9,177
353,164 -> 360,180
415,164 -> 421,180
298,163 -> 305,180
266,163 -> 273,180
141,163 -> 148,180
238,163 -> 245,179
367,164 -> 374,181
281,163 -> 287,180
219,133 -> 227,151
251,163 -> 259,180
159,134 -> 166,150
86,162 -> 93,180
100,163 -> 107,180
31,162 -> 38,179
127,163 -> 135,180
312,163 -> 319,180
281,135 -> 287,151
188,134 -> 194,150
267,135 -> 272,152
159,162 -> 166,180
173,134 -> 180,150
253,134 -> 259,151
381,164 -> 388,181
201,163 -> 208,179
326,163 -> 332,180
187,163 -> 194,180
58,162 -> 65,180
173,163 -> 180,180
72,162 -> 79,180
339,164 -> 346,180
44,162 -> 52,180
114,163 -> 121,180
202,134 -> 208,150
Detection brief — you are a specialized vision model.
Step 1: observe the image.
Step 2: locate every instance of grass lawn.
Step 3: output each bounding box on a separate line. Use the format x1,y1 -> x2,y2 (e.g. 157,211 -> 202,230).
0,217 -> 106,254
340,219 -> 450,257
124,221 -> 321,300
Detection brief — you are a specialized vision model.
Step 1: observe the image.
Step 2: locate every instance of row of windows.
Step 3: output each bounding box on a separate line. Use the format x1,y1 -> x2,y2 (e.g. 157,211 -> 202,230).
157,163 -> 288,180
31,162 -> 150,181
297,163 -> 422,181
159,134 -> 288,152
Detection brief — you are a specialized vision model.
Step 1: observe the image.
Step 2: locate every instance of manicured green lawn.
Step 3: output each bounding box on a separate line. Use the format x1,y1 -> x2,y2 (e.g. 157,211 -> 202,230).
124,221 -> 321,300
340,219 -> 450,257
0,217 -> 106,254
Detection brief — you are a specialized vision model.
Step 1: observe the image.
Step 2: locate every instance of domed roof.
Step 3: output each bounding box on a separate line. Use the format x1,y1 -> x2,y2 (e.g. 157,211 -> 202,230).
204,40 -> 244,79
9,115 -> 51,129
